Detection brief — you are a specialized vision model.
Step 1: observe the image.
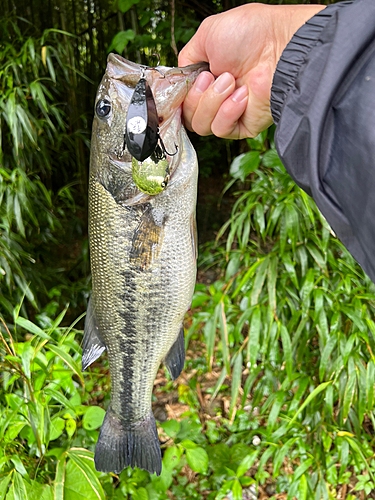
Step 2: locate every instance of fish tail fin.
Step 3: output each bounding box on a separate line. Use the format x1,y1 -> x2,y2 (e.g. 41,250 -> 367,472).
94,407 -> 161,476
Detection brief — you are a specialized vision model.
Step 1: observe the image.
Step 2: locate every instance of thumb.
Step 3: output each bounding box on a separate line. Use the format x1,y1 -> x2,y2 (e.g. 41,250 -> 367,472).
178,29 -> 209,68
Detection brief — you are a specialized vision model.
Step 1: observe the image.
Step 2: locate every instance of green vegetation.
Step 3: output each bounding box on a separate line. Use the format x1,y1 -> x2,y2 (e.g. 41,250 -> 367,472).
1,1 -> 374,499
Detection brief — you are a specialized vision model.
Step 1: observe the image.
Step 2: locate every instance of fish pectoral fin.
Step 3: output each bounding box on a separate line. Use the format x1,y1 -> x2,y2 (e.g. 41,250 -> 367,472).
81,297 -> 106,371
129,207 -> 166,270
190,213 -> 198,261
164,326 -> 185,380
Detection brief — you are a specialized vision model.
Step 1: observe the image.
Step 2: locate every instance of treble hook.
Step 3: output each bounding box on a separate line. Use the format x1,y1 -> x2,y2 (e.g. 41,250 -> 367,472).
159,135 -> 178,157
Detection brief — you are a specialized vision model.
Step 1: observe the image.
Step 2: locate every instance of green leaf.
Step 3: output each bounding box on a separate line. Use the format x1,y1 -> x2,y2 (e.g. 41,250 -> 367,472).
45,344 -> 84,386
82,406 -> 105,431
251,257 -> 269,306
267,390 -> 285,431
49,417 -> 65,441
367,360 -> 375,412
13,196 -> 25,238
219,302 -> 230,374
232,479 -> 242,500
20,343 -> 34,379
300,269 -> 315,313
280,325 -> 293,380
236,452 -> 257,477
248,307 -> 261,367
44,387 -> 76,413
262,148 -> 283,168
132,488 -> 148,500
299,474 -> 308,500
267,256 -> 278,315
160,419 -> 180,438
66,419 -> 76,439
319,334 -> 337,381
232,260 -> 263,299
13,472 -> 28,500
343,371 -> 357,421
16,317 -> 51,340
288,382 -> 332,427
66,450 -> 105,500
108,30 -> 135,53
162,446 -> 183,471
0,475 -> 11,500
230,151 -> 260,182
119,0 -> 140,13
180,439 -> 197,449
185,447 -> 208,474
293,458 -> 314,481
229,352 -> 243,417
10,456 -> 27,477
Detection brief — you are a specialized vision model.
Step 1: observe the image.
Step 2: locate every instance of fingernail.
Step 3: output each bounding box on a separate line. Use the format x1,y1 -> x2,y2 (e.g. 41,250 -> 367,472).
214,73 -> 233,94
195,72 -> 212,94
232,85 -> 248,103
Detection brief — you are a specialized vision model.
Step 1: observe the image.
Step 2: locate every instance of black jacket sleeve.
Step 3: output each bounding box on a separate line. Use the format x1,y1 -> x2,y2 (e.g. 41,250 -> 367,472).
270,0 -> 375,282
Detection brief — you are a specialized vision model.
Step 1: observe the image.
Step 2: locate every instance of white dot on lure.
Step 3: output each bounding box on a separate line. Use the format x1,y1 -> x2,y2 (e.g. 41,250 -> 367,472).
128,116 -> 147,134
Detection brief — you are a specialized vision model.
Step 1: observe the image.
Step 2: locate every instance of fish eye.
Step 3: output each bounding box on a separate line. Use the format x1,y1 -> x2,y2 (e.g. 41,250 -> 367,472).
96,99 -> 111,118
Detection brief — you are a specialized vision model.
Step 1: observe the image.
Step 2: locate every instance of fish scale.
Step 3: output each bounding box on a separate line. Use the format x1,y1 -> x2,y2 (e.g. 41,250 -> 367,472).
82,55 -> 207,476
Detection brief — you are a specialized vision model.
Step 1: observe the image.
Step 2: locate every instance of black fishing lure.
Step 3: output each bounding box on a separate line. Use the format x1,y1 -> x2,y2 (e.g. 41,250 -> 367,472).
125,69 -> 177,163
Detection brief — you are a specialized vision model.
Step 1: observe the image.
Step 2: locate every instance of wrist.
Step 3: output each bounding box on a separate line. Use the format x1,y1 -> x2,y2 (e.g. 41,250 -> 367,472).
274,5 -> 326,64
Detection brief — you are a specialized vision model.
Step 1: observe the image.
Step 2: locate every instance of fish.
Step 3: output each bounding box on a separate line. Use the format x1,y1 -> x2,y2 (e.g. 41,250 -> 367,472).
82,54 -> 208,476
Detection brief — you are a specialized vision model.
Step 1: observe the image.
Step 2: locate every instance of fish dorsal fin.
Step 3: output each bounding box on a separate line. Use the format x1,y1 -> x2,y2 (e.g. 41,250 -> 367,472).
163,326 -> 185,380
82,297 -> 106,371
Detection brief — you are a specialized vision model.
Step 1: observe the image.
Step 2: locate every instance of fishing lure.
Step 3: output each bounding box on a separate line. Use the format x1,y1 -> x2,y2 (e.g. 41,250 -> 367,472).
125,66 -> 178,195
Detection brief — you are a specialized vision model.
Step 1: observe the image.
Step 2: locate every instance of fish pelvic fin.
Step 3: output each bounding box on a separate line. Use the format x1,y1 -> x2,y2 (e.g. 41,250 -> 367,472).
164,326 -> 185,380
81,297 -> 106,371
95,408 -> 162,476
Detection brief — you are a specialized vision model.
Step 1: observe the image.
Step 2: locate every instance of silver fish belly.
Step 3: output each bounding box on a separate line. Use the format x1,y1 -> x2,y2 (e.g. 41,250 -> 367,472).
82,55 -> 207,475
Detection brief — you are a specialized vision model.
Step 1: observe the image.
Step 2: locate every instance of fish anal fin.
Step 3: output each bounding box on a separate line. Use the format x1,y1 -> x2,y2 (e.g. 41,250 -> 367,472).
82,297 -> 106,371
164,326 -> 185,380
129,207 -> 166,270
95,407 -> 161,476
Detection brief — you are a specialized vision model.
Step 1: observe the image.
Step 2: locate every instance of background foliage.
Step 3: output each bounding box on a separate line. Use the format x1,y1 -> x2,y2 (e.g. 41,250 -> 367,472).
1,0 -> 373,499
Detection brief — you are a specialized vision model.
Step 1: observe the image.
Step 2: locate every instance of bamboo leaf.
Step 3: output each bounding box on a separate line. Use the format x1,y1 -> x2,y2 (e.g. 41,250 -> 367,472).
319,334 -> 337,381
367,360 -> 375,413
16,317 -> 51,340
343,371 -> 357,421
267,390 -> 285,431
298,474 -> 308,500
251,257 -> 269,306
219,302 -> 230,374
229,352 -> 243,418
232,259 -> 263,299
45,344 -> 84,386
267,256 -> 278,316
288,382 -> 332,427
280,325 -> 293,381
248,307 -> 261,367
44,387 -> 76,413
281,253 -> 298,288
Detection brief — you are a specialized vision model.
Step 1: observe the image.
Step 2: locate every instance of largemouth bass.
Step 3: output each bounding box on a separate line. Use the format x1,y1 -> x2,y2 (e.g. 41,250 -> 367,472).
82,54 -> 207,476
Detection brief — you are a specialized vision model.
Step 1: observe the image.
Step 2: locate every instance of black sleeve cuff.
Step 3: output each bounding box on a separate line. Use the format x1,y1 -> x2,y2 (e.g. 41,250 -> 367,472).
271,2 -> 353,124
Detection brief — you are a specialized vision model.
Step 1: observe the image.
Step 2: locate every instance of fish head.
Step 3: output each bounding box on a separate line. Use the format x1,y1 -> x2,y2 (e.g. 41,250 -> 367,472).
91,54 -> 209,198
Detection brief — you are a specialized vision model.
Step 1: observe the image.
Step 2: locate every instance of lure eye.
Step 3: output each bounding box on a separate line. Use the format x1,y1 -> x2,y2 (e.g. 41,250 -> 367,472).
96,99 -> 111,118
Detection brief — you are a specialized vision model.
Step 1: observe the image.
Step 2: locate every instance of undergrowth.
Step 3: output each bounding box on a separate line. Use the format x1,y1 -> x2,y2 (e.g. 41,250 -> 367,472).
1,130 -> 375,500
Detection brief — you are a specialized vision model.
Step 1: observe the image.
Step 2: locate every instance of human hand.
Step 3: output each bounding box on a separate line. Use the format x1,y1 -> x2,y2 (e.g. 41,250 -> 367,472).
178,3 -> 324,139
